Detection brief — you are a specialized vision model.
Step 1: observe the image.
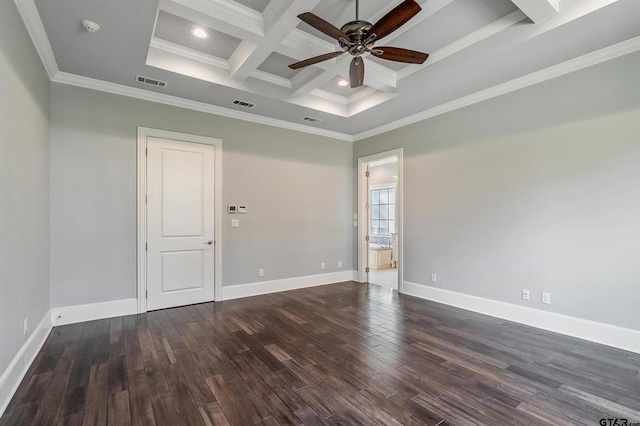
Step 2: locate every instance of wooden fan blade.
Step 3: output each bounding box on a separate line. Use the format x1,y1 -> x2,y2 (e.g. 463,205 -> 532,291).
298,12 -> 349,41
289,51 -> 345,69
350,57 -> 364,88
371,46 -> 429,64
368,0 -> 421,41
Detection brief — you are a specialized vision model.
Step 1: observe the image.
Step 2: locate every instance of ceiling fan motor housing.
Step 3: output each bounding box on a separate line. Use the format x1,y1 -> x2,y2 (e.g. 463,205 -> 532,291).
339,20 -> 373,56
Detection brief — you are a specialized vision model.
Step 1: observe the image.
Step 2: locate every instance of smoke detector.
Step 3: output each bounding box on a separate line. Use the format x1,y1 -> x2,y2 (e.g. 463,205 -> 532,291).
81,20 -> 101,33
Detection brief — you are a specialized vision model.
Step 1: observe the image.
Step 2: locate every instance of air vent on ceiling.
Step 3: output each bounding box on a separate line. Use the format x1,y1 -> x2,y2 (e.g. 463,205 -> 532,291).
232,99 -> 256,109
303,116 -> 322,123
136,75 -> 167,88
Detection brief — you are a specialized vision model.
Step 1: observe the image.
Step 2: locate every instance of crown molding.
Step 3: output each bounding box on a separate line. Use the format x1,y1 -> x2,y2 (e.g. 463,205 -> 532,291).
354,35 -> 640,141
51,72 -> 354,142
149,37 -> 230,70
14,0 -> 58,78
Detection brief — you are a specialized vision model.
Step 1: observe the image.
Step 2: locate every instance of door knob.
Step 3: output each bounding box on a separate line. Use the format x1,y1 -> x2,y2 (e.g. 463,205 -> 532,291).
205,240 -> 213,245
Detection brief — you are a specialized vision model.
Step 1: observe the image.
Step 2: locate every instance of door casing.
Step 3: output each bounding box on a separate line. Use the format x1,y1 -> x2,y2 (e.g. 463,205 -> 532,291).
137,127 -> 223,313
357,148 -> 404,292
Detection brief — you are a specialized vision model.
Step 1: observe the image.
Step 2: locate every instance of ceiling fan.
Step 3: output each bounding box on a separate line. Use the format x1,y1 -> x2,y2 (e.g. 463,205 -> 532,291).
289,0 -> 429,88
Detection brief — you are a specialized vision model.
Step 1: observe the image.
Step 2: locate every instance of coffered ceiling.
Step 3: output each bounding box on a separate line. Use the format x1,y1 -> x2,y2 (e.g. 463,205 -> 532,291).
15,0 -> 640,140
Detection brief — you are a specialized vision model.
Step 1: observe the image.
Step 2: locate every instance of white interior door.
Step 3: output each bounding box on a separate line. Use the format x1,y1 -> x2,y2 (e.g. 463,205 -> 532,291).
146,137 -> 215,310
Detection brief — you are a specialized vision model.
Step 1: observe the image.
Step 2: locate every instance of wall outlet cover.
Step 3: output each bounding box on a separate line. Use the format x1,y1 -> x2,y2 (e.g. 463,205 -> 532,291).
542,292 -> 551,304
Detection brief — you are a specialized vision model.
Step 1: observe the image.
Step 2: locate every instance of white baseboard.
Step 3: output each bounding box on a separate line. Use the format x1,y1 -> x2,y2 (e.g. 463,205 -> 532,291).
222,270 -> 357,301
0,310 -> 52,418
51,298 -> 138,326
403,281 -> 640,354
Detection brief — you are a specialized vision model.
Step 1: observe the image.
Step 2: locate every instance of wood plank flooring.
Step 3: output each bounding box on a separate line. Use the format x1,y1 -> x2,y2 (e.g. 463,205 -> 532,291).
2,282 -> 639,425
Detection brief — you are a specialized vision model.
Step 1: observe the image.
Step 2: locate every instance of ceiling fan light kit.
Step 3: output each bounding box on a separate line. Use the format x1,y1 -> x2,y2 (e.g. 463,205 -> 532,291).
290,0 -> 429,88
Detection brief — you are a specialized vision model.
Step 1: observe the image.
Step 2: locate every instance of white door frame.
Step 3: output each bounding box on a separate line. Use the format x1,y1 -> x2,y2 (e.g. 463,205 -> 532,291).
136,127 -> 223,313
357,148 -> 404,293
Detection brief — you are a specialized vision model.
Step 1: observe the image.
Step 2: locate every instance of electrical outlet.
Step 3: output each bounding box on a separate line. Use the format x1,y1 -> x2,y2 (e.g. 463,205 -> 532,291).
23,318 -> 28,335
542,292 -> 551,304
431,273 -> 437,283
522,289 -> 530,300
321,262 -> 325,270
258,268 -> 264,277
338,260 -> 343,269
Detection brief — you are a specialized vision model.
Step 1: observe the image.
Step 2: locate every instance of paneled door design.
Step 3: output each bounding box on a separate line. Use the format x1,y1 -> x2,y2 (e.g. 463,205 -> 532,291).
146,137 -> 215,310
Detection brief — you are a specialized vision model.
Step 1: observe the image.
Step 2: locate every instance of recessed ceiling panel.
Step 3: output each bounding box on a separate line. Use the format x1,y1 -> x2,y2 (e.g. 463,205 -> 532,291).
154,10 -> 241,59
297,0 -> 390,43
233,0 -> 270,13
318,75 -> 368,97
391,0 -> 519,53
258,52 -> 302,79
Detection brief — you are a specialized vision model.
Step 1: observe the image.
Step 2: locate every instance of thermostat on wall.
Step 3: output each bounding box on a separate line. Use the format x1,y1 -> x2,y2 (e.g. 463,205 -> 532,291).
238,205 -> 247,213
228,205 -> 237,213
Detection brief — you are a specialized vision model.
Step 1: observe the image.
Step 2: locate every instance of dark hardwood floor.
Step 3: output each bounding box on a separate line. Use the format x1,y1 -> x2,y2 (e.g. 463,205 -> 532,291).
1,282 -> 639,425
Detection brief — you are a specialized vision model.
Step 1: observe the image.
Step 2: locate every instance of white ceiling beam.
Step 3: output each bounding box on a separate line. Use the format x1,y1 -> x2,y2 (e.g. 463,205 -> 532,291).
515,0 -> 621,40
510,0 -> 560,23
279,28 -> 338,61
229,0 -> 323,81
149,37 -> 230,70
347,91 -> 398,117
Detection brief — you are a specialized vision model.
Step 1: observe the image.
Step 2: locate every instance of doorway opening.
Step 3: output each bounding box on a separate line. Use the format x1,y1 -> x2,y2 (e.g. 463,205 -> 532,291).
357,149 -> 403,292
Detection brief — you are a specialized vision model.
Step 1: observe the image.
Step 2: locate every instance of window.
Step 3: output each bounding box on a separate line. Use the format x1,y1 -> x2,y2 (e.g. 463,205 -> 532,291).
370,187 -> 395,235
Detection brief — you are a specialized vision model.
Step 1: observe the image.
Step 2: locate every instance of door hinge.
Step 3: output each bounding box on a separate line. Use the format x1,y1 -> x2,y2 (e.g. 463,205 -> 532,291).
365,171 -> 369,177
365,235 -> 370,242
145,195 -> 147,203
365,267 -> 370,273
146,290 -> 148,299
145,243 -> 148,251
145,148 -> 148,156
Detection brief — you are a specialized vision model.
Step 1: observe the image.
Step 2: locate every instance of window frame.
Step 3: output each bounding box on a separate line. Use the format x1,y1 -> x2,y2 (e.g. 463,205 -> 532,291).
369,185 -> 396,237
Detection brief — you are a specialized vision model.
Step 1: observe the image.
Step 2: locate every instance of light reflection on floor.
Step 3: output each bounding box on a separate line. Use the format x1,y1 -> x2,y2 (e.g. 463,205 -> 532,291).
369,268 -> 398,290
361,282 -> 404,367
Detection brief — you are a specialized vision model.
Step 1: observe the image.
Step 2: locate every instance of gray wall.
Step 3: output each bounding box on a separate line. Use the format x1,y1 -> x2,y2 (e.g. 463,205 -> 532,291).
354,52 -> 640,330
50,84 -> 353,307
0,1 -> 51,373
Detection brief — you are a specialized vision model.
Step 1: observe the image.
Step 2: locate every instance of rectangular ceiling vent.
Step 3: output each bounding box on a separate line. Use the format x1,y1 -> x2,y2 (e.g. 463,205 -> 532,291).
136,75 -> 167,88
303,116 -> 322,123
232,99 -> 256,109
